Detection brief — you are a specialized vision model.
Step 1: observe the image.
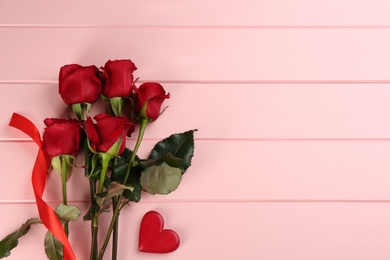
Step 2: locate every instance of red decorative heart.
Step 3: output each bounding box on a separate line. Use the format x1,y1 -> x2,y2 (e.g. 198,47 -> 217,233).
138,211 -> 180,253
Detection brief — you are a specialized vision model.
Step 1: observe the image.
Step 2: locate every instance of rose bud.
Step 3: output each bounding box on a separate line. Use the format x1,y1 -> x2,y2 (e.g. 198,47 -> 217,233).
133,82 -> 170,121
103,59 -> 137,98
42,118 -> 82,157
102,60 -> 137,116
84,113 -> 135,156
84,113 -> 135,192
59,64 -> 102,106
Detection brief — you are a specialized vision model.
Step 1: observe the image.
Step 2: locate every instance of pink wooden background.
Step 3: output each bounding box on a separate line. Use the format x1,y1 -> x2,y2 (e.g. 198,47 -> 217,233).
1,0 -> 390,259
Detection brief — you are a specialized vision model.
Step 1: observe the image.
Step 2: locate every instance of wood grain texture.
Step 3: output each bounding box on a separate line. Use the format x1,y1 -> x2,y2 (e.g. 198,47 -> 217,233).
2,202 -> 390,260
2,140 -> 390,202
2,83 -> 390,140
1,0 -> 390,26
2,28 -> 390,82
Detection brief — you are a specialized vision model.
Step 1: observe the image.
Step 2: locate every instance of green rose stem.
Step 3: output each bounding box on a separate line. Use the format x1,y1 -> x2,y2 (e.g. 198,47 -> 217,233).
111,196 -> 119,260
73,103 -> 99,260
111,157 -> 119,260
90,192 -> 99,260
98,118 -> 148,260
88,152 -> 112,260
85,140 -> 98,260
60,156 -> 69,237
90,190 -> 98,260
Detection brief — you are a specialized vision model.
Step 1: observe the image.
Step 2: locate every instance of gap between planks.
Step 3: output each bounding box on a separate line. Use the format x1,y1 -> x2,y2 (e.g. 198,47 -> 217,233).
4,25 -> 390,29
3,199 -> 390,205
196,138 -> 390,142
4,138 -> 390,142
4,80 -> 390,85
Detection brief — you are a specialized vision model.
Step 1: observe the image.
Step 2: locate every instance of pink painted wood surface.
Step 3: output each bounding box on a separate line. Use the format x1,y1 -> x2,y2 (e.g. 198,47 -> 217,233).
2,140 -> 390,202
2,84 -> 390,139
2,29 -> 390,82
2,202 -> 390,260
1,0 -> 390,259
1,0 -> 390,26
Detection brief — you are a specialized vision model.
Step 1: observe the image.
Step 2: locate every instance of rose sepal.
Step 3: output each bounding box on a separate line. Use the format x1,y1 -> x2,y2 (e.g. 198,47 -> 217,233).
106,135 -> 124,158
71,103 -> 92,121
96,133 -> 128,193
85,134 -> 123,187
97,152 -> 113,193
109,97 -> 124,116
51,155 -> 76,181
137,99 -> 169,123
138,100 -> 149,121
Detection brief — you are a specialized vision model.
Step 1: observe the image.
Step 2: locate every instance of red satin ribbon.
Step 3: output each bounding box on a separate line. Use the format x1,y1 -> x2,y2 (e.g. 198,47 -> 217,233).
9,113 -> 75,260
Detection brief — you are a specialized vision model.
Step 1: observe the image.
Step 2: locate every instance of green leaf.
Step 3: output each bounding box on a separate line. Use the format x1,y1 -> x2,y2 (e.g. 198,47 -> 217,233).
141,153 -> 183,170
123,181 -> 142,202
0,218 -> 41,258
83,203 -> 100,221
55,204 -> 81,223
140,162 -> 182,195
44,232 -> 63,260
95,182 -> 134,210
106,182 -> 134,198
148,130 -> 196,173
111,163 -> 127,181
111,148 -> 143,202
121,166 -> 143,203
120,148 -> 133,163
111,150 -> 142,182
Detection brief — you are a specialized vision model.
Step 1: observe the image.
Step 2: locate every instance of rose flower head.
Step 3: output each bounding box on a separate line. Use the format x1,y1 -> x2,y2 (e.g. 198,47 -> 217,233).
84,113 -> 135,157
59,64 -> 102,106
42,118 -> 82,157
102,59 -> 137,98
133,82 -> 170,121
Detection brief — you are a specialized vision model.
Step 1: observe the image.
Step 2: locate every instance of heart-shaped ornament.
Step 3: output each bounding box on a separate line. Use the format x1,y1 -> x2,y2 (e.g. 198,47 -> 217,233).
138,211 -> 180,253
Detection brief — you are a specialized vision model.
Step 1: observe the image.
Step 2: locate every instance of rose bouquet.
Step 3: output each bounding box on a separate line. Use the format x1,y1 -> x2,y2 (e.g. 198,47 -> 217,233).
0,59 -> 196,260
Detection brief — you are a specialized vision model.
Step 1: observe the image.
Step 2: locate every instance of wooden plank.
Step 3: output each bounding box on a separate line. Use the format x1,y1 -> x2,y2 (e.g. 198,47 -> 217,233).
2,83 -> 390,140
1,0 -> 390,26
2,140 -> 390,202
1,202 -> 390,259
2,1 -> 390,259
1,28 -> 390,82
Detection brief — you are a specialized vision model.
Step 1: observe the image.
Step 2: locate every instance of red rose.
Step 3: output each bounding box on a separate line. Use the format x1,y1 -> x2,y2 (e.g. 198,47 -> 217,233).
103,60 -> 137,98
59,64 -> 102,105
84,113 -> 135,156
133,82 -> 170,121
42,118 -> 82,157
